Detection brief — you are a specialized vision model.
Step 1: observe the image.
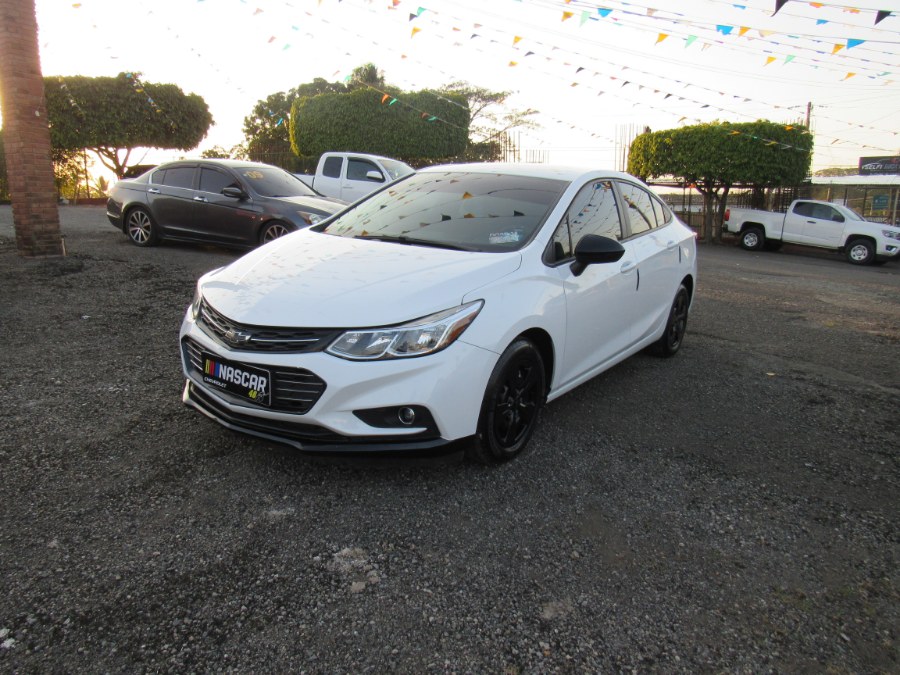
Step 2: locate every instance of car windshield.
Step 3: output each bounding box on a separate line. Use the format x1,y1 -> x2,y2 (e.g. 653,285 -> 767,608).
379,158 -> 415,181
235,166 -> 318,198
320,171 -> 568,252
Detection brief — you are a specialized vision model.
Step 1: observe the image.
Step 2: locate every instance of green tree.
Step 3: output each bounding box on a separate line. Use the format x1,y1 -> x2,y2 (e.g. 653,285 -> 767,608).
290,87 -> 469,164
629,120 -> 813,242
43,73 -> 213,177
438,82 -> 538,161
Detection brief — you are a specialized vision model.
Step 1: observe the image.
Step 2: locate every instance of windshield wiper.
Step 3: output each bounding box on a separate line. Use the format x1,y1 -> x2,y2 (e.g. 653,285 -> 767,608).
354,234 -> 475,251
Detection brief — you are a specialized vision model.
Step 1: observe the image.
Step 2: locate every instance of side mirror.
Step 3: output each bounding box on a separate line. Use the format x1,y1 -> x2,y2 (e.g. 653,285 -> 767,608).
571,234 -> 626,277
222,186 -> 247,200
365,170 -> 385,183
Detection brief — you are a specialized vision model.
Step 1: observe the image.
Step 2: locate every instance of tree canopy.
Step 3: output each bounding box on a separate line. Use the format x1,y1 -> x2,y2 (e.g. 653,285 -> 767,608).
628,120 -> 813,241
43,73 -> 213,177
290,87 -> 469,164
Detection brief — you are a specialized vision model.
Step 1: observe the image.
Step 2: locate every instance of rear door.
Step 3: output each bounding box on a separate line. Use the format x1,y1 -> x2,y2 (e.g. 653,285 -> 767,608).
616,180 -> 683,343
313,155 -> 343,198
147,164 -> 198,237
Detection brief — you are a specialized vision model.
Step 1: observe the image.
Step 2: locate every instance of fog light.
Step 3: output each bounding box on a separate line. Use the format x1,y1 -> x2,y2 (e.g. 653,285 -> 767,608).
398,407 -> 416,426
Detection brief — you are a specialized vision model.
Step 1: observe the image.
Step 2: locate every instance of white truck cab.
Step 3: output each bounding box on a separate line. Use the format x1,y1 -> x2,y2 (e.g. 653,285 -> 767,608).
296,152 -> 414,202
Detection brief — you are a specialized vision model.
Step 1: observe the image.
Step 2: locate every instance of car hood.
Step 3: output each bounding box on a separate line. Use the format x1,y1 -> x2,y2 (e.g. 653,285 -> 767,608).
199,229 -> 522,327
272,194 -> 346,213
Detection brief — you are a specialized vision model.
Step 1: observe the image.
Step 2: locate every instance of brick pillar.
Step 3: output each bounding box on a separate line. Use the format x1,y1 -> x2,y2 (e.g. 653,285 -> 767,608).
0,0 -> 65,257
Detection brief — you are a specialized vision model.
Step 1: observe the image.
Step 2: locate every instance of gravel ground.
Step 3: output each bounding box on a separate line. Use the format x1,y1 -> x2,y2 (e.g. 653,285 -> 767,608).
1,205 -> 897,673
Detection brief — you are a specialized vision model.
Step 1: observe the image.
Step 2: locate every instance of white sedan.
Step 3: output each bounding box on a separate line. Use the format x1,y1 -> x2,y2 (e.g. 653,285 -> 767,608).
180,163 -> 697,463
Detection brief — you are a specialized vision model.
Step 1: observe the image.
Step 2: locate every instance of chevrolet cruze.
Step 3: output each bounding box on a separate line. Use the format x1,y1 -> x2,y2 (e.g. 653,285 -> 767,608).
180,164 -> 697,463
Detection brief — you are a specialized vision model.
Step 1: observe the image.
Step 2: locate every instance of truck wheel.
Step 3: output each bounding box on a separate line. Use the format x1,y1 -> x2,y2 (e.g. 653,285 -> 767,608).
846,238 -> 874,265
740,227 -> 765,251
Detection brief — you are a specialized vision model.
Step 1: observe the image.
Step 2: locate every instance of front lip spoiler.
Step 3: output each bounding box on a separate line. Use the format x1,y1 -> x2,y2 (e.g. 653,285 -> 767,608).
183,380 -> 455,454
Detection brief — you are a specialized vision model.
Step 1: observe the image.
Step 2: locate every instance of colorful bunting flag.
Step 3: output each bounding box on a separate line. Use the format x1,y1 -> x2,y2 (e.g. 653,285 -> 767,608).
562,11 -> 573,21
875,10 -> 891,25
656,33 -> 668,44
773,0 -> 789,16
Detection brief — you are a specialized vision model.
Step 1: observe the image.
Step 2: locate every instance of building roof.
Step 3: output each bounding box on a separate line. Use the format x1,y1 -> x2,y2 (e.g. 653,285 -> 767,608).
810,175 -> 900,186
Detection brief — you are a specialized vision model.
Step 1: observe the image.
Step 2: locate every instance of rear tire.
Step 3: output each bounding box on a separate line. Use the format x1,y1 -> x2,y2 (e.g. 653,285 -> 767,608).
467,339 -> 546,464
846,238 -> 874,265
739,226 -> 765,251
652,284 -> 690,357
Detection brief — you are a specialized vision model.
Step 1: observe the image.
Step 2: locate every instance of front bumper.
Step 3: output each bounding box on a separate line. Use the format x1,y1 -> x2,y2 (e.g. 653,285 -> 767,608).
179,313 -> 499,452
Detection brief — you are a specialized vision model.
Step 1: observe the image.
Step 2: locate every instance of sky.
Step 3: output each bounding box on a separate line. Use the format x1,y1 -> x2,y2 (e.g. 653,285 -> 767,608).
21,0 -> 900,174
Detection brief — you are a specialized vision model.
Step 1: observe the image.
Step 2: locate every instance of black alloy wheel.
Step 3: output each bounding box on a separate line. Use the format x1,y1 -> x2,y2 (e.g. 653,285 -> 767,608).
652,284 -> 690,357
468,338 -> 546,464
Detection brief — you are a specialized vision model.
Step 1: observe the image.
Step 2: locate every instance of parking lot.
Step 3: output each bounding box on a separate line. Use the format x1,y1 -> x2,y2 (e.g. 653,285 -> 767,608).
1,206 -> 898,672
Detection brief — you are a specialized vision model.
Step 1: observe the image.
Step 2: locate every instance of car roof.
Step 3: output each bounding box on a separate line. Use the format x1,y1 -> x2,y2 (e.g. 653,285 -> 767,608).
155,159 -> 280,171
419,162 -> 640,184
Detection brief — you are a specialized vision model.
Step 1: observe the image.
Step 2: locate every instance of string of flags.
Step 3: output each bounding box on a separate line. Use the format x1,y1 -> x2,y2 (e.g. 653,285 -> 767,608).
63,1 -> 898,157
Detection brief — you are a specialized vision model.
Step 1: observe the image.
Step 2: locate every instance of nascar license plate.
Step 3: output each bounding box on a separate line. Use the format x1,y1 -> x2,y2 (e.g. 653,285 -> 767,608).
201,353 -> 271,406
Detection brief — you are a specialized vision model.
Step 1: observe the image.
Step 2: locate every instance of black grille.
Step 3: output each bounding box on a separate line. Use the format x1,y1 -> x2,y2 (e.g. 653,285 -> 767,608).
197,298 -> 341,353
182,338 -> 326,414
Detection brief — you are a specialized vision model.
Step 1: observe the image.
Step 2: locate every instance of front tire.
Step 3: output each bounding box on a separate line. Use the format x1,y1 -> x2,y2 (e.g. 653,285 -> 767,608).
740,226 -> 765,251
846,238 -> 875,265
125,207 -> 158,247
259,220 -> 293,245
467,339 -> 546,464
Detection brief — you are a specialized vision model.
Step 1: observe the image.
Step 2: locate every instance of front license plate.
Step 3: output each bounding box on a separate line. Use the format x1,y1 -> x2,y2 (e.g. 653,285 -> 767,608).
201,353 -> 271,407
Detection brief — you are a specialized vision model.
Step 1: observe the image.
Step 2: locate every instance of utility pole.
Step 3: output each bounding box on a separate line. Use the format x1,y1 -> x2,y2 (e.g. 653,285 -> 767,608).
805,102 -> 812,129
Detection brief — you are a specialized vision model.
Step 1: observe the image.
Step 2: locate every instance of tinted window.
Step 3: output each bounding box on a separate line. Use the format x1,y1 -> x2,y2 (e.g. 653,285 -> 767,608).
568,180 -> 623,244
161,166 -> 196,189
322,171 -> 567,253
149,169 -> 165,185
793,202 -> 815,217
234,166 -> 317,198
618,182 -> 657,235
651,195 -> 671,226
199,167 -> 238,194
322,156 -> 343,179
348,159 -> 382,182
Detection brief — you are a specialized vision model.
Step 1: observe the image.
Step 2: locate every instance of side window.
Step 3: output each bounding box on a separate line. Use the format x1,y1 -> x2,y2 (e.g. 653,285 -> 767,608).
618,182 -> 657,236
651,195 -> 671,226
199,168 -> 238,194
348,159 -> 383,182
545,221 -> 572,264
149,169 -> 165,185
161,166 -> 195,189
322,156 -> 343,179
811,203 -> 840,221
547,180 -> 622,265
793,202 -> 814,218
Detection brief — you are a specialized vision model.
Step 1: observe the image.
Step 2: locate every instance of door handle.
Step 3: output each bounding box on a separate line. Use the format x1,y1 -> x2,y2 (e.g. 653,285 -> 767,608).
806,220 -> 816,224
193,196 -> 208,203
620,261 -> 636,274
147,188 -> 160,194
666,240 -> 677,250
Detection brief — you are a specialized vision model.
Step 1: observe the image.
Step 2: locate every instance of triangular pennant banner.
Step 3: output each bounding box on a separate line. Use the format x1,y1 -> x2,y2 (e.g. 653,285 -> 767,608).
765,56 -> 777,65
597,8 -> 612,18
562,11 -> 574,21
875,10 -> 891,25
685,35 -> 698,47
716,25 -> 733,35
656,33 -> 669,44
847,39 -> 865,49
773,0 -> 789,16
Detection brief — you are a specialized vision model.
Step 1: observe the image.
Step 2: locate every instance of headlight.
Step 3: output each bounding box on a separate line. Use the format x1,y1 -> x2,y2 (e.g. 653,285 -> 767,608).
190,286 -> 202,320
327,301 -> 483,361
297,211 -> 323,225
882,229 -> 900,241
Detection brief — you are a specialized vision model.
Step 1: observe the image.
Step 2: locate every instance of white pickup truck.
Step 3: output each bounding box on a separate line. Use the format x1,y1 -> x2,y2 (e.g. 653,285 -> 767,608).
296,152 -> 414,202
723,199 -> 900,265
